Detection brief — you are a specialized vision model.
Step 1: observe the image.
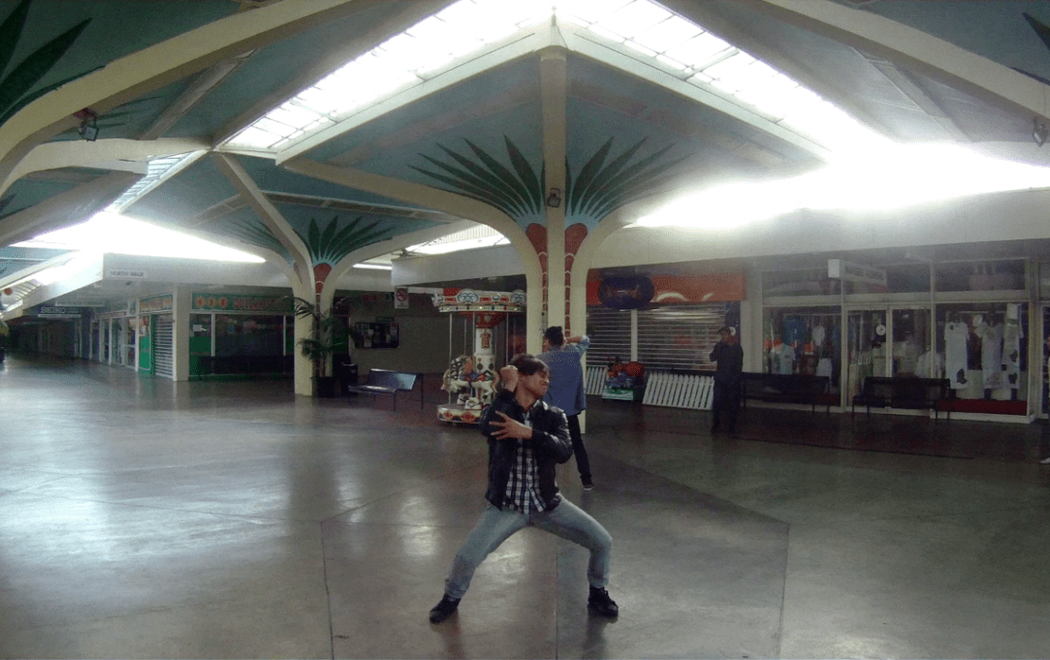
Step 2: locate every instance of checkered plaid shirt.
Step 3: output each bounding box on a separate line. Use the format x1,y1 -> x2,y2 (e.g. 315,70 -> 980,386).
503,408 -> 545,514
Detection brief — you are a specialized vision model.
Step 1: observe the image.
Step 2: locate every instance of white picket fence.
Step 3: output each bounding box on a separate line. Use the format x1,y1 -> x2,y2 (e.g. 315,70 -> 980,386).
585,366 -> 606,396
585,366 -> 714,410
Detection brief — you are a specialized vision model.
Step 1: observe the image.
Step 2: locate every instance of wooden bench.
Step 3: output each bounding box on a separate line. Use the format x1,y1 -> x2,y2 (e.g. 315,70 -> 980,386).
347,369 -> 424,410
851,376 -> 950,420
740,372 -> 834,413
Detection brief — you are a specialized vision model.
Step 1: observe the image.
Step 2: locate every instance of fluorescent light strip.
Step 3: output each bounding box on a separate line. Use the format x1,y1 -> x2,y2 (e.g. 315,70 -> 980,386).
15,212 -> 265,263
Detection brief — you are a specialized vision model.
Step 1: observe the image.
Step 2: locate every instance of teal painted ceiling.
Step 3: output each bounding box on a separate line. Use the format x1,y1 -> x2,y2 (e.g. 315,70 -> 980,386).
4,0 -> 1050,300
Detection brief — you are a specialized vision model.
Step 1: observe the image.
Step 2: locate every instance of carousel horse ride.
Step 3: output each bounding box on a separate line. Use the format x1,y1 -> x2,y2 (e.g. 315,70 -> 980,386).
434,288 -> 525,425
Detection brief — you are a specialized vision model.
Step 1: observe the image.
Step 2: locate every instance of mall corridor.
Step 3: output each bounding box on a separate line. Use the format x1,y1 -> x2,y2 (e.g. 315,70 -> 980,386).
2,355 -> 1050,659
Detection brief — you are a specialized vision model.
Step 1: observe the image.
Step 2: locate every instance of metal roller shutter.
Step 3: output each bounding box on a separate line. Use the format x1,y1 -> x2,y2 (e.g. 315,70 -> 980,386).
586,303 -> 732,371
585,308 -> 632,367
154,315 -> 174,379
637,303 -> 729,370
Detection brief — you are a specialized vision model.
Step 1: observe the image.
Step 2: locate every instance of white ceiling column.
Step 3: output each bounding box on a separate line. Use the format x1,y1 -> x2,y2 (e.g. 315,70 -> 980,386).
540,48 -> 568,343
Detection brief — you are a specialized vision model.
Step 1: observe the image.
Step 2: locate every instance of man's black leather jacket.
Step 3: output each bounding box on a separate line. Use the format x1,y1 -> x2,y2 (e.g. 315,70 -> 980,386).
479,389 -> 573,511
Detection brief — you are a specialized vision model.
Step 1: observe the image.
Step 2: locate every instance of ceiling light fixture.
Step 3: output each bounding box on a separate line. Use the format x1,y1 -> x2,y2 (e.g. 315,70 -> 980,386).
1034,117 -> 1048,147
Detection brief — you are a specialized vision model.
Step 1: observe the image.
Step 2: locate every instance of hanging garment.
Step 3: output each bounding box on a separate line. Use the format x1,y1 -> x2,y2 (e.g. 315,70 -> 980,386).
975,321 -> 1004,389
1001,318 -> 1023,388
944,321 -> 970,389
811,324 -> 826,348
815,357 -> 833,379
775,342 -> 797,374
916,351 -> 945,379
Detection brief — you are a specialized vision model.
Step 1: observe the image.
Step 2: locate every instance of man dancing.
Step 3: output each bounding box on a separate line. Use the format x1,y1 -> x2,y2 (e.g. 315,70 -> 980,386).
428,353 -> 618,623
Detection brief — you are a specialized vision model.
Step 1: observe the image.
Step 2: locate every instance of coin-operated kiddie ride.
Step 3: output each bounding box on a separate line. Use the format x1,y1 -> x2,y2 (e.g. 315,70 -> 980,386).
436,288 -> 525,425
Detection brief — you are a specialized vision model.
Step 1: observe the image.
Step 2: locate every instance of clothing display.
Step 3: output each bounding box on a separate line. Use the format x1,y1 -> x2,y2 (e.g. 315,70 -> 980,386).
975,320 -> 1004,389
771,343 -> 796,375
915,350 -> 945,379
944,321 -> 970,389
815,357 -> 834,379
1002,316 -> 1023,388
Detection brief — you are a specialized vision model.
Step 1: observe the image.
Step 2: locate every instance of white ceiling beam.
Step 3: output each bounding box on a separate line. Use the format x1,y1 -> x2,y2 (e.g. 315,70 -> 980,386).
743,0 -> 1050,124
2,138 -> 207,195
0,0 -> 367,194
0,171 -> 142,247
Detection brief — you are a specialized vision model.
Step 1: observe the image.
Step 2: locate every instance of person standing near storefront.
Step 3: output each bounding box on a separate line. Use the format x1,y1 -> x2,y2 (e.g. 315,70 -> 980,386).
1040,334 -> 1050,464
538,326 -> 594,489
710,326 -> 744,435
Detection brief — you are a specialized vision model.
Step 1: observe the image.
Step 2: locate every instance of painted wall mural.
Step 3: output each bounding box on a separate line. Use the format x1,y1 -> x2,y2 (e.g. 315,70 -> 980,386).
0,0 -> 94,128
225,215 -> 392,294
415,134 -> 687,330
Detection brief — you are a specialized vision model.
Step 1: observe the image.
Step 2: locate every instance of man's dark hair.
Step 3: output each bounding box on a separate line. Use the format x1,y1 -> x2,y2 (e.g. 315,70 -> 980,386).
719,326 -> 731,334
543,325 -> 565,347
510,353 -> 549,375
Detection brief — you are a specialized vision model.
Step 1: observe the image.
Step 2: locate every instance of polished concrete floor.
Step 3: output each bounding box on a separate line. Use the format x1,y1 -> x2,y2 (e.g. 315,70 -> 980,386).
2,354 -> 1050,659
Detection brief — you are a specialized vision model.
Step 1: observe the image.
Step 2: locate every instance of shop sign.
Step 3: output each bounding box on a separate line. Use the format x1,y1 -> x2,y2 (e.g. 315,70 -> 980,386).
37,305 -> 81,319
191,293 -> 293,313
53,299 -> 106,307
827,259 -> 886,286
586,274 -> 745,305
99,300 -> 133,317
107,269 -> 148,279
140,294 -> 173,313
433,288 -> 526,313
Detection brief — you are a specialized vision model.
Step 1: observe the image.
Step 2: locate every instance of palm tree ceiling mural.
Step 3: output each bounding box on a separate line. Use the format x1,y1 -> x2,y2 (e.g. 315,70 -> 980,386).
225,215 -> 392,283
414,136 -> 688,230
0,0 -> 95,128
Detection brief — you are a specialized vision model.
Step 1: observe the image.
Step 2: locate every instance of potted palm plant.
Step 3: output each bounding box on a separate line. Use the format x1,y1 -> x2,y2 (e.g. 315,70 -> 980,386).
292,296 -> 349,398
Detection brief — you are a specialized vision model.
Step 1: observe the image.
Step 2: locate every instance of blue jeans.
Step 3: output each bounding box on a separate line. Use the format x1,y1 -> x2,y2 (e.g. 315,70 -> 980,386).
445,499 -> 612,599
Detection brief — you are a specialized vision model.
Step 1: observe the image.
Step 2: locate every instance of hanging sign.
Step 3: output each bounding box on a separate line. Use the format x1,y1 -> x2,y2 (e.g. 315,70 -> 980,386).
394,287 -> 409,309
107,269 -> 148,279
828,259 -> 886,286
37,306 -> 81,319
433,288 -> 525,313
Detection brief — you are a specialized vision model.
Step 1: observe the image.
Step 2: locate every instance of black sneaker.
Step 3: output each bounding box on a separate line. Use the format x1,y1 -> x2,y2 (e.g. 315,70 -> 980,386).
582,479 -> 594,491
429,594 -> 460,623
587,587 -> 618,618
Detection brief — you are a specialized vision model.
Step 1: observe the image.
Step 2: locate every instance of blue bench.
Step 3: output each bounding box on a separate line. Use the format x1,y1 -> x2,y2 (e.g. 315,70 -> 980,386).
347,369 -> 424,410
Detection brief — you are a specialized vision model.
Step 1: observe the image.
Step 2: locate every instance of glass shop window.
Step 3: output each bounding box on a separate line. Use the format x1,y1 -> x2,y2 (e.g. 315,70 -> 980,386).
762,307 -> 841,392
890,308 -> 932,378
190,314 -> 212,356
763,269 -> 841,297
884,263 -> 931,294
935,302 -> 1027,403
215,314 -> 285,357
935,261 -> 1024,293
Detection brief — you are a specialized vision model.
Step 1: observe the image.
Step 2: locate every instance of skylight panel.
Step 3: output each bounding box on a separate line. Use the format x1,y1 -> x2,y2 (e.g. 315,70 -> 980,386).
631,15 -> 702,52
556,0 -> 631,26
587,24 -> 626,44
625,40 -> 658,58
655,53 -> 689,72
663,31 -> 731,69
595,0 -> 671,39
224,0 -> 877,158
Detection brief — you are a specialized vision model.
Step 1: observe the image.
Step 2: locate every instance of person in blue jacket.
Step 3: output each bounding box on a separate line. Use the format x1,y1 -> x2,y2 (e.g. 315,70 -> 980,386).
538,326 -> 594,489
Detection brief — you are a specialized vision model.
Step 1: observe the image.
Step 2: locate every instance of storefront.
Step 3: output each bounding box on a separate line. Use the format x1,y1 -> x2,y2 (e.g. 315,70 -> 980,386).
189,292 -> 295,378
762,258 -> 1035,419
92,300 -> 138,369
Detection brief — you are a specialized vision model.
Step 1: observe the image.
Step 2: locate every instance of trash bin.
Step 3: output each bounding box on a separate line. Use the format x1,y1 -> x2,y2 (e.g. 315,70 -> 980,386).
335,355 -> 358,395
